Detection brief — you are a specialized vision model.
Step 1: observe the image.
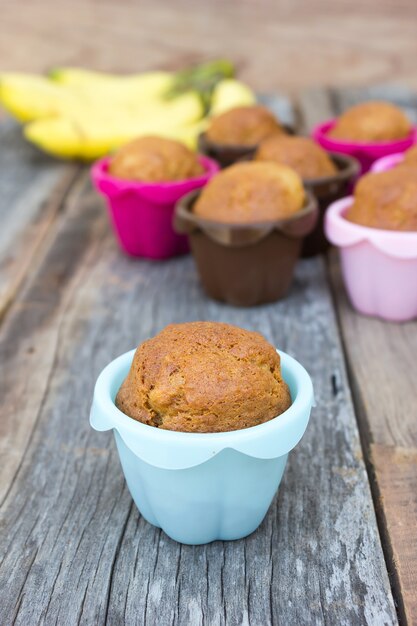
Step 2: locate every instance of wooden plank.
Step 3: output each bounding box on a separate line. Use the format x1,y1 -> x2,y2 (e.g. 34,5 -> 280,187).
296,86 -> 335,133
371,445 -> 417,625
0,171 -> 94,506
258,93 -> 297,128
298,85 -> 417,625
0,175 -> 397,623
329,260 -> 417,450
329,255 -> 417,626
0,119 -> 79,319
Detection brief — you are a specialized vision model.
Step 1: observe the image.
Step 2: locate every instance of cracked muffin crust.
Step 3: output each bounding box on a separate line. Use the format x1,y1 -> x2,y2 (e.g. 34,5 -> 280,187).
109,135 -> 204,182
116,322 -> 292,432
255,135 -> 337,179
346,166 -> 417,231
205,105 -> 286,146
328,101 -> 411,143
402,144 -> 417,167
193,161 -> 305,223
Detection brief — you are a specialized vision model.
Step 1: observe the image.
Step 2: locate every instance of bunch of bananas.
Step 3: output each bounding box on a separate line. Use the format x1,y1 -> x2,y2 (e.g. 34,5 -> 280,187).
0,60 -> 255,160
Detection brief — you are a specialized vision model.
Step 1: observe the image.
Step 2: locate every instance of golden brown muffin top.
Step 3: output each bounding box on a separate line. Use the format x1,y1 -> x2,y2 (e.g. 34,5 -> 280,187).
109,135 -> 204,182
402,144 -> 417,166
255,135 -> 337,179
346,166 -> 417,231
205,105 -> 286,146
329,101 -> 411,142
193,162 -> 305,224
116,322 -> 292,433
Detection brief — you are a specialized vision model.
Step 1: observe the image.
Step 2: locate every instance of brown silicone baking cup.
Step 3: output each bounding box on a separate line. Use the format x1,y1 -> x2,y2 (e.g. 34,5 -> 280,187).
174,190 -> 318,307
301,152 -> 359,257
198,125 -> 295,169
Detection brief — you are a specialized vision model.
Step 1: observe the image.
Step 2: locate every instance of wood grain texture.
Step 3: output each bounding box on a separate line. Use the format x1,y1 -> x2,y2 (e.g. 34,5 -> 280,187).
297,86 -> 335,133
371,445 -> 417,626
0,159 -> 397,624
329,255 -> 417,626
0,172 -> 95,506
298,85 -> 417,625
0,119 -> 79,319
1,0 -> 417,93
258,93 -> 296,127
328,258 -> 417,450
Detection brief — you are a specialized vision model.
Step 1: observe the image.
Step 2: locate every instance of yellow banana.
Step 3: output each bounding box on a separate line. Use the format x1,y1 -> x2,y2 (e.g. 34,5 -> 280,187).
0,74 -> 74,122
163,120 -> 208,150
25,118 -> 115,160
24,92 -> 205,159
49,67 -> 174,95
209,79 -> 256,116
0,72 -> 179,122
48,67 -> 121,85
25,117 -> 203,160
0,63 -> 253,160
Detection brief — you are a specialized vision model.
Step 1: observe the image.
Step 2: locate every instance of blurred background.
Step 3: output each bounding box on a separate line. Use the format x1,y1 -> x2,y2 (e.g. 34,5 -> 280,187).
1,0 -> 417,93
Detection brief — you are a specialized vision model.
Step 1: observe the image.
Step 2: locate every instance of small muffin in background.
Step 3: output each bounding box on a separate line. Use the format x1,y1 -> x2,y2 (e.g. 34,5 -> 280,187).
116,321 -> 292,433
255,135 -> 337,179
402,144 -> 417,166
109,136 -> 204,182
329,101 -> 412,142
346,166 -> 417,231
193,161 -> 305,223
205,105 -> 286,146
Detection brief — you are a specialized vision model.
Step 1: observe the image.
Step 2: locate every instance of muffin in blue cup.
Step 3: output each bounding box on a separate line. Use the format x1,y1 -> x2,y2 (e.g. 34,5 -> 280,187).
90,322 -> 314,544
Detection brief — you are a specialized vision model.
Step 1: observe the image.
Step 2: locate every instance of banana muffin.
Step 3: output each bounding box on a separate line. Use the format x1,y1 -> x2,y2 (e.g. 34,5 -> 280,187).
193,161 -> 305,223
205,105 -> 286,146
255,135 -> 337,179
109,135 -> 204,182
116,322 -> 292,433
346,166 -> 417,231
329,101 -> 412,143
402,144 -> 417,166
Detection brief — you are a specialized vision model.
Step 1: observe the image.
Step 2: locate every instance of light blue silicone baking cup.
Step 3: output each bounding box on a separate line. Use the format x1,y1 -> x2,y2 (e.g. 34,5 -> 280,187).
90,349 -> 314,545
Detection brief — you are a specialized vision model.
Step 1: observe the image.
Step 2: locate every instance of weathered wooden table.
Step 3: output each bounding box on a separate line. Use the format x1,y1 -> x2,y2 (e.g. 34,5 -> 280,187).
0,86 -> 416,626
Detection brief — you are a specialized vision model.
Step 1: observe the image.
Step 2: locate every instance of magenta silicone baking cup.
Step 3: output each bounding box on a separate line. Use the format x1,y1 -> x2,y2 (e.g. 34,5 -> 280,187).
91,155 -> 219,259
312,119 -> 416,174
325,197 -> 417,322
370,152 -> 404,173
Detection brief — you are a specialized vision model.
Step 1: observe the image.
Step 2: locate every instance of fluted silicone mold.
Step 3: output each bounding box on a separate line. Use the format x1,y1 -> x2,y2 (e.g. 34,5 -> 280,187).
174,190 -> 318,306
91,155 -> 219,259
90,349 -> 314,545
312,119 -> 416,173
325,197 -> 417,321
302,152 -> 359,256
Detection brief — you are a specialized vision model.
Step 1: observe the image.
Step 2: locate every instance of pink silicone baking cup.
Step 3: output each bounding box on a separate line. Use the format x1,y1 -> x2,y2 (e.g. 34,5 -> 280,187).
91,155 -> 219,259
325,197 -> 417,322
370,152 -> 404,173
312,119 -> 416,174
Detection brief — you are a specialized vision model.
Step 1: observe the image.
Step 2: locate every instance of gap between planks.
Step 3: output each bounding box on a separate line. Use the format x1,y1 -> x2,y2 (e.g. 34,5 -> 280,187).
0,166 -> 82,325
327,253 -> 417,626
0,118 -> 83,325
0,170 -> 96,508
